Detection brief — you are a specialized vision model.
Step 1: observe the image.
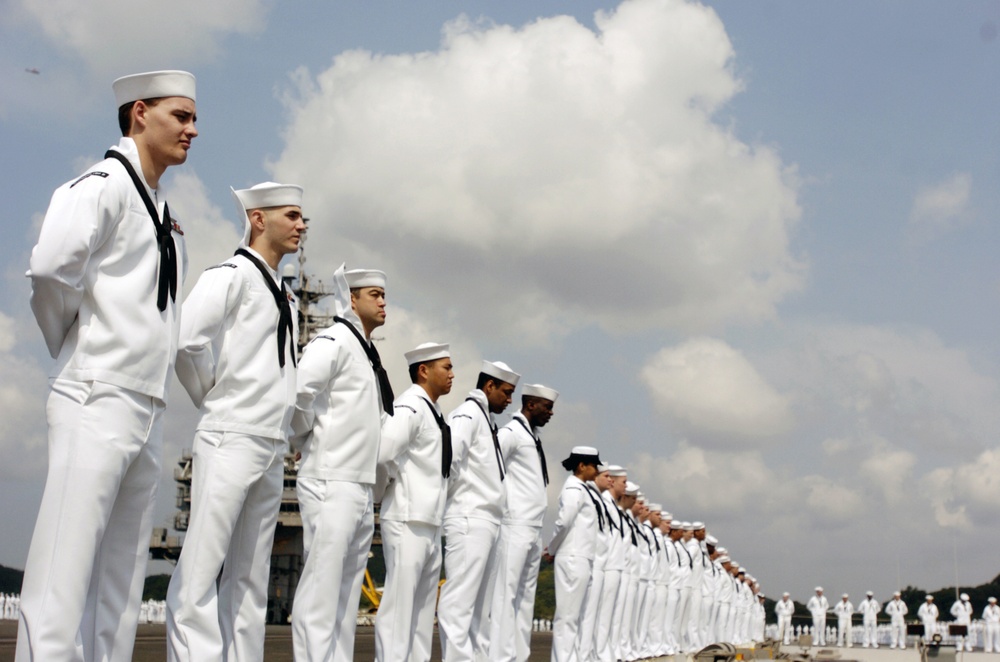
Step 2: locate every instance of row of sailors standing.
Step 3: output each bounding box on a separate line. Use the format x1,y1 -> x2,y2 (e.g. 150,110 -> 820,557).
16,66 -> 770,662
544,455 -> 768,662
778,589 -> 1000,653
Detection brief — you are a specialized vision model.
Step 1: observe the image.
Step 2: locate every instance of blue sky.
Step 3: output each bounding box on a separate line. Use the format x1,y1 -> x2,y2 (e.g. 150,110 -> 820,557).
1,0 -> 998,601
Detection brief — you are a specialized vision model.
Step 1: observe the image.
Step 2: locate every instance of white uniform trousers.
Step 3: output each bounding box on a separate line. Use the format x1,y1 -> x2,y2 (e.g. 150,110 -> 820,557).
663,587 -> 681,649
633,580 -> 654,657
689,590 -> 707,650
862,618 -> 877,647
889,620 -> 906,648
489,524 -> 543,662
552,555 -> 592,662
375,520 -> 441,662
837,618 -> 853,647
438,517 -> 500,662
812,613 -> 827,645
166,431 -> 285,662
617,574 -> 638,659
984,623 -> 999,653
715,603 -> 732,643
608,571 -> 629,660
778,615 -> 792,644
650,585 -> 670,655
576,565 -> 603,661
673,585 -> 693,650
292,479 -> 373,662
17,379 -> 163,662
700,594 -> 715,646
593,569 -> 620,662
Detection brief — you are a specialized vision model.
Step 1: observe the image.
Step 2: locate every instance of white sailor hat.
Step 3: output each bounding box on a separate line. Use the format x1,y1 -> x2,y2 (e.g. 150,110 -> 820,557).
783,592 -> 790,597
522,383 -> 559,402
893,591 -> 901,597
815,587 -> 824,592
669,520 -> 683,530
989,597 -> 998,603
113,70 -> 196,106
866,591 -> 874,596
648,503 -> 662,512
718,555 -> 731,564
607,465 -> 627,477
662,511 -> 673,520
706,535 -> 718,545
682,521 -> 695,531
842,594 -> 849,599
738,567 -> 746,574
596,463 -> 610,473
345,269 -> 387,289
961,593 -> 970,601
480,360 -> 520,386
624,481 -> 639,496
232,182 -> 304,248
692,521 -> 706,530
404,342 -> 450,366
925,595 -> 934,600
717,546 -> 728,554
562,446 -> 601,471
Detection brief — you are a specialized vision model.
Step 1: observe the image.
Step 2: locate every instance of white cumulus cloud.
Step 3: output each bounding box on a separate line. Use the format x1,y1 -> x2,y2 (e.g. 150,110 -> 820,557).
908,172 -> 972,242
271,0 -> 804,341
640,337 -> 793,447
13,0 -> 268,74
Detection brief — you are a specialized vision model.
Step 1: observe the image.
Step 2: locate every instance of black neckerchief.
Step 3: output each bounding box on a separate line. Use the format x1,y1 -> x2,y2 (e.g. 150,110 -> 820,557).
597,494 -> 619,534
334,315 -> 393,415
419,396 -> 452,478
234,249 -> 296,369
513,416 -> 548,486
580,483 -> 605,532
675,539 -> 693,567
621,509 -> 638,545
104,150 -> 176,311
466,397 -> 504,481
632,515 -> 651,553
644,523 -> 660,552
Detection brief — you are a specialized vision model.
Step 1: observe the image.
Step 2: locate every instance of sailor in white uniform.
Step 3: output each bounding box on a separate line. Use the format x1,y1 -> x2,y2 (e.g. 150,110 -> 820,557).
610,479 -> 638,660
950,593 -> 974,651
775,593 -> 795,644
578,466 -> 616,661
19,70 -> 196,662
166,182 -> 304,661
885,592 -> 908,649
616,483 -> 642,660
375,343 -> 454,662
490,384 -> 557,662
918,595 -> 939,640
595,466 -> 628,662
290,266 -> 392,662
858,591 -> 880,648
807,587 -> 830,645
438,360 -> 519,662
983,597 -> 1000,653
544,446 -> 603,662
833,594 -> 854,647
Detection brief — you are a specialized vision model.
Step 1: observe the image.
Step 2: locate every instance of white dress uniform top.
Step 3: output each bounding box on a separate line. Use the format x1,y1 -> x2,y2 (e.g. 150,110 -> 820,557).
18,70 -> 194,662
775,596 -> 795,644
918,598 -> 939,639
833,597 -> 854,647
166,183 -> 302,662
548,449 -> 601,662
983,599 -> 1000,653
807,590 -> 830,645
950,595 -> 974,651
490,385 -> 555,662
375,342 -> 451,662
858,594 -> 880,648
438,361 -> 520,662
885,595 -> 908,648
290,267 -> 388,662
